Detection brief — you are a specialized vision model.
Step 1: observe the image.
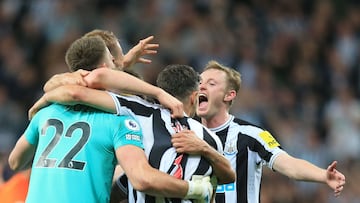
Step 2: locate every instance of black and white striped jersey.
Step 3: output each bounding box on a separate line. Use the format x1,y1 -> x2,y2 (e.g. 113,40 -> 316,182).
210,115 -> 285,203
109,93 -> 223,203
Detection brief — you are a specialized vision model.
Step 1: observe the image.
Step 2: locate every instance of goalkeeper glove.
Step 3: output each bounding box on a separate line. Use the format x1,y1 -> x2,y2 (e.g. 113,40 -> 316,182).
185,175 -> 213,203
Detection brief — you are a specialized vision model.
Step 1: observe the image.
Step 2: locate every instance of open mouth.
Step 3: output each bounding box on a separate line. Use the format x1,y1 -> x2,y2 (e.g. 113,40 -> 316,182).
198,93 -> 208,109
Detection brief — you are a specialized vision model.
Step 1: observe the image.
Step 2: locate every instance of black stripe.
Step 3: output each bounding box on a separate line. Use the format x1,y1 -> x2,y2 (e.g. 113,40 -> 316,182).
215,193 -> 225,203
148,110 -> 172,168
117,96 -> 155,116
145,110 -> 172,203
192,128 -> 215,175
236,132 -> 249,203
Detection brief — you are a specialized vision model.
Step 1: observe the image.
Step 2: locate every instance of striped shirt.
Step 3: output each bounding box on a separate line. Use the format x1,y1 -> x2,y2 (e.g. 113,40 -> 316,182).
210,115 -> 285,203
109,93 -> 223,203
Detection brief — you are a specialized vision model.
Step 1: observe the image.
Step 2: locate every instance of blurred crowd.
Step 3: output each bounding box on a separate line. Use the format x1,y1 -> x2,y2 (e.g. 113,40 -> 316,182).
0,0 -> 359,202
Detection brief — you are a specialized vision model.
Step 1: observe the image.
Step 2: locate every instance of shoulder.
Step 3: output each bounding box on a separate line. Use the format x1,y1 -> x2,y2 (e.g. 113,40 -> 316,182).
116,94 -> 161,107
230,117 -> 265,135
116,115 -> 142,132
231,117 -> 281,148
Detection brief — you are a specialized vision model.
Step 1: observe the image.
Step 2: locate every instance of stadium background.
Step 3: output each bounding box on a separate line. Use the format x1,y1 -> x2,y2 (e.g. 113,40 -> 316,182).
0,0 -> 359,202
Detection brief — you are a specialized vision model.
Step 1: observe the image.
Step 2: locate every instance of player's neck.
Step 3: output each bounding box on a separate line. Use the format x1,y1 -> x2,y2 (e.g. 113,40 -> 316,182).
202,110 -> 230,129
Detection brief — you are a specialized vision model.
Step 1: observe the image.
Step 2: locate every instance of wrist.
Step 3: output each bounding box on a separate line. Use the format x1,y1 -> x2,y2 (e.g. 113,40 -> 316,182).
185,180 -> 201,199
154,88 -> 166,100
184,176 -> 212,200
201,144 -> 215,162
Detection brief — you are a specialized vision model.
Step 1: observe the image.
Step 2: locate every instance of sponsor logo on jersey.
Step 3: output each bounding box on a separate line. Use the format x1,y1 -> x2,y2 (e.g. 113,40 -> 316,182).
259,130 -> 280,149
216,183 -> 235,192
125,134 -> 141,141
125,119 -> 140,131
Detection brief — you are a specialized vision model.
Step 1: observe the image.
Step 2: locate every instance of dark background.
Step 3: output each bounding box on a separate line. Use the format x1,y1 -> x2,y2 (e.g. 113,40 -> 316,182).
0,0 -> 359,202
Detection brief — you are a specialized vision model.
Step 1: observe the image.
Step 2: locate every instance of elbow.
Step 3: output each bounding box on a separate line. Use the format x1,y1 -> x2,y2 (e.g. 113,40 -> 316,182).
228,171 -> 237,184
8,155 -> 20,171
128,167 -> 157,192
218,171 -> 236,185
130,177 -> 153,192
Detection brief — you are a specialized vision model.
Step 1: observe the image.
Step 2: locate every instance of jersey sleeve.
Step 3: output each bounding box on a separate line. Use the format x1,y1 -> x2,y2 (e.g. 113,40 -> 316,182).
113,116 -> 144,150
107,92 -> 139,117
257,130 -> 285,170
108,91 -> 121,115
24,113 -> 41,145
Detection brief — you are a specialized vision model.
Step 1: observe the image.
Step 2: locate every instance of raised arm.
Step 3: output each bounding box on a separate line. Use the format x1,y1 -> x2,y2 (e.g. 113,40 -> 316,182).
122,36 -> 159,69
171,130 -> 236,185
273,153 -> 346,197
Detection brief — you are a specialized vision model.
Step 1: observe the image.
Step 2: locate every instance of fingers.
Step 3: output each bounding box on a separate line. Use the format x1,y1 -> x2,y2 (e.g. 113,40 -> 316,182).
143,49 -> 158,55
140,36 -> 155,44
139,36 -> 159,51
171,108 -> 184,118
334,185 -> 344,197
327,160 -> 337,172
138,58 -> 152,64
76,78 -> 88,87
76,69 -> 90,76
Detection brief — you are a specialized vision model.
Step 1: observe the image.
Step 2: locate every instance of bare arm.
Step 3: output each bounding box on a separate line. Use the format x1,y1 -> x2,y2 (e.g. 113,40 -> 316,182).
273,153 -> 346,196
116,145 -> 212,199
84,68 -> 184,118
42,68 -> 183,118
122,36 -> 159,69
43,69 -> 90,92
8,135 -> 36,171
171,130 -> 236,185
29,85 -> 116,120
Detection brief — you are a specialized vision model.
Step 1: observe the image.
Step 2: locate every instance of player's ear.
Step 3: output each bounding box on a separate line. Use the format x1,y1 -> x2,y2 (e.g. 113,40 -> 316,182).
224,90 -> 236,102
190,91 -> 198,105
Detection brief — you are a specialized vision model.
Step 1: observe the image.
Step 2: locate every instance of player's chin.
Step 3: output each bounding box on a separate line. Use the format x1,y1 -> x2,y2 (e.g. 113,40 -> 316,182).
196,108 -> 207,118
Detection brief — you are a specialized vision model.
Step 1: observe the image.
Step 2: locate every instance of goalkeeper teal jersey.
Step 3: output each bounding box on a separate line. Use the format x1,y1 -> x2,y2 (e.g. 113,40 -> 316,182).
24,104 -> 143,203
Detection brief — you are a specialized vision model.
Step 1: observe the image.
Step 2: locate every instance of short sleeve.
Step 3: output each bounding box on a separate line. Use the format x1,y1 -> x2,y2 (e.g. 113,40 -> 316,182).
24,113 -> 40,146
113,116 -> 144,150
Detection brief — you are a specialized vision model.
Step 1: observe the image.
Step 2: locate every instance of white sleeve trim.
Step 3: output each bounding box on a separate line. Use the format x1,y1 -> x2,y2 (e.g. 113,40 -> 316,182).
268,150 -> 287,171
107,91 -> 121,115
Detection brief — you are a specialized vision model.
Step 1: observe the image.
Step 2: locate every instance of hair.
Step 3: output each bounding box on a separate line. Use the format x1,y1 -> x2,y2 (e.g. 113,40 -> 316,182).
203,60 -> 241,93
156,64 -> 200,101
65,36 -> 107,72
84,29 -> 121,60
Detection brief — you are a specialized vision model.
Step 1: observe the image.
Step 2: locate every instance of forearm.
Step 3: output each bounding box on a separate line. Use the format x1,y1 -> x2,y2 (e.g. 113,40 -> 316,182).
274,153 -> 326,183
119,146 -> 188,198
289,159 -> 326,182
43,73 -> 65,92
122,50 -> 136,68
138,166 -> 189,198
201,146 -> 236,184
46,85 -> 116,113
44,70 -> 89,92
8,136 -> 35,171
85,68 -> 164,99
